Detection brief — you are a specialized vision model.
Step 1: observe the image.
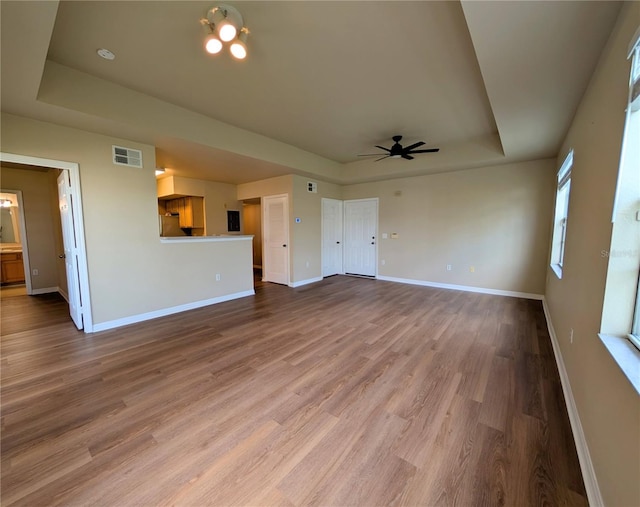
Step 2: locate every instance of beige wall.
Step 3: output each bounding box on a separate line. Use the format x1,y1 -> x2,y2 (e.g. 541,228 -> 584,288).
1,166 -> 61,291
1,113 -> 253,326
343,160 -> 554,295
238,175 -> 343,284
544,4 -> 640,506
158,175 -> 241,235
291,175 -> 343,283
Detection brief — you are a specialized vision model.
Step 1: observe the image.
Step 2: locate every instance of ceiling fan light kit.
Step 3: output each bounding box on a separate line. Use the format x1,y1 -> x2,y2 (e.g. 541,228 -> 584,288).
200,4 -> 249,60
359,135 -> 440,161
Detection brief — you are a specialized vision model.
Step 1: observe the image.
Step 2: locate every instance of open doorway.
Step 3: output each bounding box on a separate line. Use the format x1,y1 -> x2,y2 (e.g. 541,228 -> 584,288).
0,153 -> 92,331
0,190 -> 28,295
242,198 -> 263,282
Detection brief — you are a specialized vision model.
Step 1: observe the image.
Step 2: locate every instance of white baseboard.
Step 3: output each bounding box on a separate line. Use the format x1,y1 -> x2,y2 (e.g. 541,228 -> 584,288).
58,288 -> 69,303
542,298 -> 603,507
289,276 -> 323,288
30,286 -> 59,295
91,290 -> 255,333
376,275 -> 544,300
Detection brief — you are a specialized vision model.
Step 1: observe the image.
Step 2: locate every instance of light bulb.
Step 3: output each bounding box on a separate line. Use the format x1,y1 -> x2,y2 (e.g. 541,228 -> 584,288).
230,40 -> 247,60
205,34 -> 223,54
218,21 -> 237,42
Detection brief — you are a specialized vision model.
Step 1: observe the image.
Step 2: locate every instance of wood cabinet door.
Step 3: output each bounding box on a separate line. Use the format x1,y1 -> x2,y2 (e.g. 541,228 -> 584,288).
179,198 -> 192,228
190,197 -> 204,228
1,253 -> 25,283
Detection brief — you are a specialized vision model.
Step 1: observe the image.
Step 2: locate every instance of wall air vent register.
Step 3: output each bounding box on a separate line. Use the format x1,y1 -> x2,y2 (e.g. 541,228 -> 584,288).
112,146 -> 143,168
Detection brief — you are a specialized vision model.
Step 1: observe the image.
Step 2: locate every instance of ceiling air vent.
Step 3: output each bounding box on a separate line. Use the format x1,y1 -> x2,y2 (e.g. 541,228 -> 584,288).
307,181 -> 318,193
112,145 -> 143,168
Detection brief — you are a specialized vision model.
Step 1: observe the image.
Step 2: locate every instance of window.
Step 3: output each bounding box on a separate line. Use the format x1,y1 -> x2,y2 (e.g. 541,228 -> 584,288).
599,29 -> 640,392
550,150 -> 573,279
625,35 -> 640,351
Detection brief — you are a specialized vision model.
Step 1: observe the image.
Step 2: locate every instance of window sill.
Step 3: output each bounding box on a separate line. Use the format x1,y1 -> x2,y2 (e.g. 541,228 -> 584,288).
550,263 -> 563,279
598,334 -> 640,395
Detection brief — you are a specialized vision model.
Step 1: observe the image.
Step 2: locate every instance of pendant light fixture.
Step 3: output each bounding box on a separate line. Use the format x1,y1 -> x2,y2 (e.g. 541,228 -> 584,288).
200,4 -> 249,60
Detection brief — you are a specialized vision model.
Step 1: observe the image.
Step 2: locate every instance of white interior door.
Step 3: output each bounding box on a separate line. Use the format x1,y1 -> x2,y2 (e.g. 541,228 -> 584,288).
263,194 -> 290,285
322,198 -> 343,277
344,199 -> 378,277
57,171 -> 83,329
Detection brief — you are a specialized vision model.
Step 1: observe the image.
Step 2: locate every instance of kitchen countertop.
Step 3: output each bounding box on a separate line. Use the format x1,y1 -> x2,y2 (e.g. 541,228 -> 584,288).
160,235 -> 253,244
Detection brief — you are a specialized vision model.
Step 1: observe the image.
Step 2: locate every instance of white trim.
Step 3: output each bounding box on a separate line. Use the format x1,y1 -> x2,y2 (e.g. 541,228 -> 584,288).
31,286 -> 59,295
343,197 -> 379,278
598,333 -> 640,394
627,24 -> 640,58
58,287 -> 69,302
542,299 -> 604,507
376,275 -> 543,300
289,276 -> 323,288
550,263 -> 563,280
0,152 -> 93,332
262,194 -> 290,286
91,289 -> 255,333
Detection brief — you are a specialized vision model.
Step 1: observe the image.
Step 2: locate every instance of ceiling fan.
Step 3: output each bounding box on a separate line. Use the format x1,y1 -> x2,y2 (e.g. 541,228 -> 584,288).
358,135 -> 439,161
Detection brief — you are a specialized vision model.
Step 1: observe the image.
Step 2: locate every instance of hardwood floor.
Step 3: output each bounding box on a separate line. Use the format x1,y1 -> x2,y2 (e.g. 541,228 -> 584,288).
0,276 -> 587,506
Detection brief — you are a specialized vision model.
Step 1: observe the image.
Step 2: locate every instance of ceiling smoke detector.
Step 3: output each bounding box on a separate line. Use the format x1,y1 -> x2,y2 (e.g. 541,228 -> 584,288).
97,48 -> 115,60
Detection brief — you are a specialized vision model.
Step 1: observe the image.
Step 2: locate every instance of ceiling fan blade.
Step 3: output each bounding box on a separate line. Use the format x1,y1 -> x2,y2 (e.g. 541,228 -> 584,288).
403,141 -> 425,152
375,155 -> 391,162
401,154 -> 414,160
375,145 -> 392,152
407,148 -> 440,154
358,153 -> 385,157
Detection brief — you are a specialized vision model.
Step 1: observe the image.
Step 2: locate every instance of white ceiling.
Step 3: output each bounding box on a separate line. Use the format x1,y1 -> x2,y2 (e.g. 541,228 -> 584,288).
0,1 -> 623,185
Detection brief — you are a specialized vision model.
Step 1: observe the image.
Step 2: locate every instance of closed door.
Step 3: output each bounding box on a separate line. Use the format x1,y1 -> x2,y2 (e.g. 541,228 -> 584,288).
57,171 -> 83,329
344,199 -> 378,277
322,198 -> 343,277
263,194 -> 290,285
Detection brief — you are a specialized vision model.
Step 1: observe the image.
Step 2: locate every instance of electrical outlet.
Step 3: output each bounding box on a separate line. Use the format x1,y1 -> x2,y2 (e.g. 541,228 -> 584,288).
215,273 -> 221,281
381,259 -> 386,265
570,328 -> 574,344
305,261 -> 309,268
446,264 -> 452,271
32,268 -> 39,276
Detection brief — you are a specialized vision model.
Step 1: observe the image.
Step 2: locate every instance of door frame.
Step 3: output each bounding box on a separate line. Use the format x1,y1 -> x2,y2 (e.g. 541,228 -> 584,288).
343,197 -> 379,278
0,152 -> 93,332
262,193 -> 290,286
321,197 -> 344,277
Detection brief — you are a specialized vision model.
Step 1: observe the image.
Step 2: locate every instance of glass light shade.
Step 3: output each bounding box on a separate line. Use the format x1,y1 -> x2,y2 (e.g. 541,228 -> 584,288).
230,40 -> 247,60
205,34 -> 223,54
218,21 -> 237,42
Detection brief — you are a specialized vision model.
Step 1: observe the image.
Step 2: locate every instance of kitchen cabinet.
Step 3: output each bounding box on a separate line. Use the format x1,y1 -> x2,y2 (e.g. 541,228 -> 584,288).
1,252 -> 25,284
163,197 -> 204,229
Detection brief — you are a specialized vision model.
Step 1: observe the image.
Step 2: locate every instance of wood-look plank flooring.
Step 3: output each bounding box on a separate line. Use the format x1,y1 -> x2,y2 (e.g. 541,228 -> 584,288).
0,276 -> 587,506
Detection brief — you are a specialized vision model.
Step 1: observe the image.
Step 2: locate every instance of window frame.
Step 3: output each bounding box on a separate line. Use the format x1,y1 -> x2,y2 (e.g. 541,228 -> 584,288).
550,150 -> 573,279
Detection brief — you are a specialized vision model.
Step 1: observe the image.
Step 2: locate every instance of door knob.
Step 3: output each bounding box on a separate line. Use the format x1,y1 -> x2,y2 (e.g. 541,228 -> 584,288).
59,254 -> 66,259
336,241 -> 340,244
371,242 -> 375,245
282,244 -> 287,247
